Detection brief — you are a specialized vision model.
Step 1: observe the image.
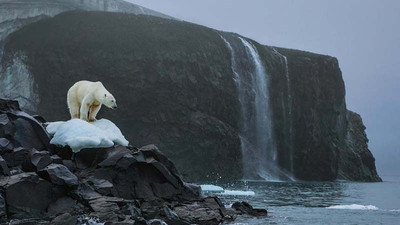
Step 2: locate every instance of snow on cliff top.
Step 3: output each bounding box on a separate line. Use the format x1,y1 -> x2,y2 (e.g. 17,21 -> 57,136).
46,119 -> 129,152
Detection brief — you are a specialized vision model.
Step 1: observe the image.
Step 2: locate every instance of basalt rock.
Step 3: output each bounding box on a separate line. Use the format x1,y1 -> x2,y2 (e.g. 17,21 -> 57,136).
232,201 -> 268,216
0,172 -> 57,218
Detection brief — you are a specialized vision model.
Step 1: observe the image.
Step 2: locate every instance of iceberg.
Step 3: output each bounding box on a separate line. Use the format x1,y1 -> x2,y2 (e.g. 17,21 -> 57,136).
46,119 -> 129,152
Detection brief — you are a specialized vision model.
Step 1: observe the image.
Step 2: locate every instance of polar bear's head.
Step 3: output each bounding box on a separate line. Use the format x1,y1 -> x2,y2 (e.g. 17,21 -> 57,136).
102,92 -> 117,109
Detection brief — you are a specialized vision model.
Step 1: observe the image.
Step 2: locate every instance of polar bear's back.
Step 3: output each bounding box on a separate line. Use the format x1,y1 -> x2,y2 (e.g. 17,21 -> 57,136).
67,80 -> 102,104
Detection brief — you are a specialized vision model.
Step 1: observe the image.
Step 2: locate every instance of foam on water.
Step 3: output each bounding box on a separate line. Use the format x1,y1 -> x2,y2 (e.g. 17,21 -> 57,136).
326,204 -> 379,210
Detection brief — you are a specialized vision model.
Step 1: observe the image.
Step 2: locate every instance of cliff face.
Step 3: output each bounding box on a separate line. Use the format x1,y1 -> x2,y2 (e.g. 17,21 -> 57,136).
267,48 -> 348,181
338,110 -> 381,181
0,10 -> 381,182
0,0 -> 172,112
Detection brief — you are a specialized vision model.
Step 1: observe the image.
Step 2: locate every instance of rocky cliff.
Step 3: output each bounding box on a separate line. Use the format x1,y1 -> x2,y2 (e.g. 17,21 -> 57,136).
0,8 -> 381,182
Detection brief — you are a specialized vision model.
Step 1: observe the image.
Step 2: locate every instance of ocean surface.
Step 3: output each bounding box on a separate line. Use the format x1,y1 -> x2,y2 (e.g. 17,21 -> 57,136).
201,176 -> 400,225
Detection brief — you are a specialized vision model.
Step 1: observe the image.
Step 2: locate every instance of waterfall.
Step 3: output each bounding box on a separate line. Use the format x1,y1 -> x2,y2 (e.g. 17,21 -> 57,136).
220,33 -> 283,181
273,48 -> 294,174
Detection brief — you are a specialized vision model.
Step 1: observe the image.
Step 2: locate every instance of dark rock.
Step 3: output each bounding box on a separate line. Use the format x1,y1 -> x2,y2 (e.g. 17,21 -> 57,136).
61,160 -> 76,172
9,167 -> 24,176
173,201 -> 223,225
2,147 -> 31,168
0,194 -> 6,218
88,177 -> 114,196
98,146 -> 132,167
50,213 -> 77,225
0,172 -> 56,218
74,147 -> 108,169
0,156 -> 10,175
32,115 -> 47,124
50,155 -> 63,164
22,149 -> 52,172
54,146 -> 73,160
73,145 -> 200,202
71,183 -> 102,203
148,219 -> 168,225
47,197 -> 77,215
159,206 -> 180,224
0,99 -> 20,112
8,218 -> 50,225
88,196 -> 122,222
0,137 -> 13,151
38,164 -> 78,188
231,201 -> 268,216
9,111 -> 50,151
120,201 -> 142,219
0,114 -> 14,137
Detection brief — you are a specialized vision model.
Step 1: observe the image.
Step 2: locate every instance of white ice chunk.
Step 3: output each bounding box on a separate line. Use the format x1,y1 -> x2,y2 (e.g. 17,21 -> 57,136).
46,119 -> 129,152
220,190 -> 255,196
200,184 -> 224,192
326,204 -> 378,210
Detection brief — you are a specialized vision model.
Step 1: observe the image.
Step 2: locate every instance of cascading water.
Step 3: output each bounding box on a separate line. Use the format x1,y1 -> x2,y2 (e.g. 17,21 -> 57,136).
220,33 -> 287,181
273,48 -> 294,174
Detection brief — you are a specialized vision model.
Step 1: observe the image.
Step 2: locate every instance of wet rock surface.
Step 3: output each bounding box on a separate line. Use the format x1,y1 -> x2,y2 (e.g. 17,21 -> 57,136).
0,98 -> 265,224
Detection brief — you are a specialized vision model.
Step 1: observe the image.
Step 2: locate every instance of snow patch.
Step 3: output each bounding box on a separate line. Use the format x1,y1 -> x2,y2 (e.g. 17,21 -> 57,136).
46,119 -> 129,152
201,184 -> 224,192
326,204 -> 378,210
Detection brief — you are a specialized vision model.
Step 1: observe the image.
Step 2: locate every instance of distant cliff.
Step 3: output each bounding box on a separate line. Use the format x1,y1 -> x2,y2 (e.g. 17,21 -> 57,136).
0,9 -> 381,182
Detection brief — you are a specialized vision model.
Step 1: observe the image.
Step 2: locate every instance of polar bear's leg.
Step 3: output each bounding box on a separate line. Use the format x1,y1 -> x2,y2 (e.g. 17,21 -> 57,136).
88,104 -> 101,122
80,96 -> 91,121
67,88 -> 80,119
69,102 -> 80,119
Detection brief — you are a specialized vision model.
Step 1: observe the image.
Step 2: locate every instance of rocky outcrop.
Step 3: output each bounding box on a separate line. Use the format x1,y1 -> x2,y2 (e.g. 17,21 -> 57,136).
338,110 -> 381,181
0,9 -> 380,182
0,98 -> 263,224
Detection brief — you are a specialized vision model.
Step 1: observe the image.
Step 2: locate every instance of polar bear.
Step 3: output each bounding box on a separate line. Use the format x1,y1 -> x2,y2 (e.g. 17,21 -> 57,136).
67,80 -> 117,122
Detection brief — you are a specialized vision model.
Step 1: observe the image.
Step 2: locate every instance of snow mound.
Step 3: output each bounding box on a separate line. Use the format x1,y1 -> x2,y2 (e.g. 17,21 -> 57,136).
46,119 -> 129,152
326,204 -> 378,210
201,184 -> 224,192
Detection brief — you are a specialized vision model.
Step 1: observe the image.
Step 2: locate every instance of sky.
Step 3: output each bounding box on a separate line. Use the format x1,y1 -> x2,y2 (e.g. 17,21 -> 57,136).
128,0 -> 400,177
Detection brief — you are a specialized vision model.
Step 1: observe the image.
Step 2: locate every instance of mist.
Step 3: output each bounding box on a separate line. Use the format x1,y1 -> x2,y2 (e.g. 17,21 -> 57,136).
128,0 -> 400,177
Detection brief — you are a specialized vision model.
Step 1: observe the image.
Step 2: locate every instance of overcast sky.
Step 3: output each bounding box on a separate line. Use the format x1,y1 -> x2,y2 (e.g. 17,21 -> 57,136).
128,0 -> 400,177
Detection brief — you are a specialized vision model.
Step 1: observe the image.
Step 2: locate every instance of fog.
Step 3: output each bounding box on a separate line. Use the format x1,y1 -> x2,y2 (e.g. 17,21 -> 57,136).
128,0 -> 400,177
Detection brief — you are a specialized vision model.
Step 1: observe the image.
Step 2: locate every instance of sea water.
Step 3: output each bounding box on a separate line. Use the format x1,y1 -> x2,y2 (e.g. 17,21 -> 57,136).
202,176 -> 400,224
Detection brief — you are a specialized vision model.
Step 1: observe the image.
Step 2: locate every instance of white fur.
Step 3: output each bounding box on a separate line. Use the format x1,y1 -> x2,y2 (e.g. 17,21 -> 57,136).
67,80 -> 117,122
